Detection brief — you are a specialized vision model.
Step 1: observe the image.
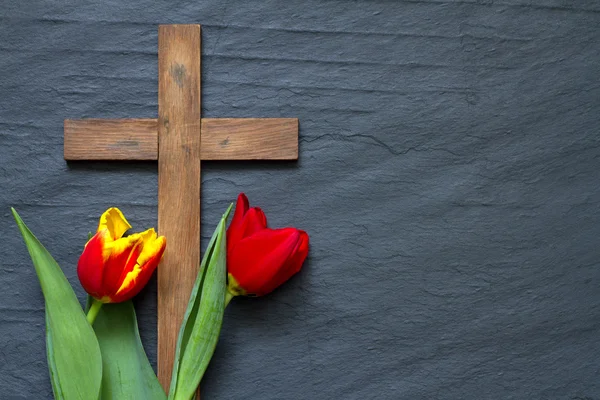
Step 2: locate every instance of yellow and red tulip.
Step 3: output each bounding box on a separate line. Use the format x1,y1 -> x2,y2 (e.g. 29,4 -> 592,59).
77,208 -> 166,303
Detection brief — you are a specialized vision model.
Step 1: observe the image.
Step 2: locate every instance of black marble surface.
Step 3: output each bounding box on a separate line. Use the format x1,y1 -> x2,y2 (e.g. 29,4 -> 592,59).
1,1 -> 600,399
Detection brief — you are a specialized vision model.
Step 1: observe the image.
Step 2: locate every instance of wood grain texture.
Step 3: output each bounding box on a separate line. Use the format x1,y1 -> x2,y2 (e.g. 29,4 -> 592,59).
64,118 -> 298,161
64,119 -> 158,160
156,24 -> 201,392
201,118 -> 298,160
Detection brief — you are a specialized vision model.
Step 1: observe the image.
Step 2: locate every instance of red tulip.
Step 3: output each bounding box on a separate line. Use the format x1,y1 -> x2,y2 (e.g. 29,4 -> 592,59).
226,193 -> 309,297
77,208 -> 166,304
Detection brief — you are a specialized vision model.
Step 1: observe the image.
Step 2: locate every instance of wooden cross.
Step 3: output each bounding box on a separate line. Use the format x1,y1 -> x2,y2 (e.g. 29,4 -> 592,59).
63,25 -> 298,390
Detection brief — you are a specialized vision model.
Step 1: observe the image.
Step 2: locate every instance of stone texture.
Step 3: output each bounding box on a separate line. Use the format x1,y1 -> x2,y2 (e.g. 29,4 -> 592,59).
1,1 -> 600,399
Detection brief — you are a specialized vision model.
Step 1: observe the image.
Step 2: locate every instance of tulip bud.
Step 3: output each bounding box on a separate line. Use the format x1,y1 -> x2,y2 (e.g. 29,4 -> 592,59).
226,193 -> 309,297
77,208 -> 166,304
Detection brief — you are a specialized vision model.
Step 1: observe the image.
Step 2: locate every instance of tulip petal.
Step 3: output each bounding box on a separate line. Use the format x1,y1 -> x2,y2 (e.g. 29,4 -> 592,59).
98,207 -> 132,240
232,193 -> 249,224
228,228 -> 303,296
77,231 -> 109,299
241,207 -> 267,237
268,229 -> 309,293
113,264 -> 142,301
226,193 -> 250,252
101,234 -> 143,299
114,234 -> 165,302
136,229 -> 165,268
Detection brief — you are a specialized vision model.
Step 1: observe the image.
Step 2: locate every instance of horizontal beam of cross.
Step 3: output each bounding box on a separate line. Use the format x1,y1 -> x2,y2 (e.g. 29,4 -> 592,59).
64,118 -> 298,161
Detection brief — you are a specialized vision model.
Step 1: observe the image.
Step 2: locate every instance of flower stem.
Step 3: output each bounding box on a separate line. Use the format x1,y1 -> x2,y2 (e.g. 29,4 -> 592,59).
86,298 -> 103,325
225,290 -> 235,307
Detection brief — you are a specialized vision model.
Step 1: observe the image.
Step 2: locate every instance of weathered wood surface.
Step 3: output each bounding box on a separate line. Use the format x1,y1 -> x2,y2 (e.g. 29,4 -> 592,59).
64,119 -> 158,160
2,2 -> 600,399
64,118 -> 298,160
156,24 -> 202,391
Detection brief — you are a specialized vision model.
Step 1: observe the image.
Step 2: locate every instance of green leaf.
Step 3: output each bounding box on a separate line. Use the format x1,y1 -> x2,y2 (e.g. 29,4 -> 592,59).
86,297 -> 167,400
168,204 -> 232,400
12,208 -> 102,400
46,313 -> 65,400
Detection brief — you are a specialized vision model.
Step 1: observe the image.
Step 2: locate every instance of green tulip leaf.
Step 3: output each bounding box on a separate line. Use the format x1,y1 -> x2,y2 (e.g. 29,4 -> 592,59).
86,298 -> 167,400
45,314 -> 65,399
168,204 -> 232,400
12,208 -> 103,400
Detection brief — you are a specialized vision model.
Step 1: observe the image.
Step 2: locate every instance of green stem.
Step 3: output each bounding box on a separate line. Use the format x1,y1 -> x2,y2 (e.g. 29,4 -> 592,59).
86,298 -> 103,325
225,290 -> 235,307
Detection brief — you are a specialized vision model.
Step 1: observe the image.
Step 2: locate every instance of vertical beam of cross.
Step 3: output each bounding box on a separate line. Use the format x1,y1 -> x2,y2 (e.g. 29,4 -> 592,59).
157,25 -> 202,389
63,24 -> 299,393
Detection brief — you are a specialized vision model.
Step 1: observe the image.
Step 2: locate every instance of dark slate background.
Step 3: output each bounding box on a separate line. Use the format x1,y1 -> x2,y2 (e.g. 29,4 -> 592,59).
1,0 -> 600,399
